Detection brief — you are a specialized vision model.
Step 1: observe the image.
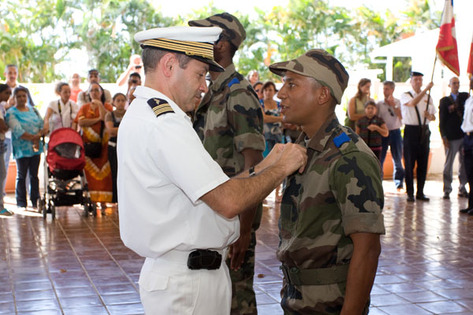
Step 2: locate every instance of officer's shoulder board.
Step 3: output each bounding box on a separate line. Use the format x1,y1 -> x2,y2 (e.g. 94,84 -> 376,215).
147,98 -> 174,117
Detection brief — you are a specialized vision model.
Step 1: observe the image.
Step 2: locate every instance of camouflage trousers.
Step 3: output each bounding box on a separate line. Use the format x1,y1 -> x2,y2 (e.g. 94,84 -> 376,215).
227,228 -> 258,315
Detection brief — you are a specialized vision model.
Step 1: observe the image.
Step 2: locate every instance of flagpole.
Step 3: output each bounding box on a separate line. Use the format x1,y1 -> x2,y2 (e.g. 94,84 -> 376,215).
424,54 -> 437,125
430,54 -> 438,84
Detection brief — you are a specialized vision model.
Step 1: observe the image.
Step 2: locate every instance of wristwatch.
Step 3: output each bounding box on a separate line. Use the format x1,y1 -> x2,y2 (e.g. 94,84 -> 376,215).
249,166 -> 256,177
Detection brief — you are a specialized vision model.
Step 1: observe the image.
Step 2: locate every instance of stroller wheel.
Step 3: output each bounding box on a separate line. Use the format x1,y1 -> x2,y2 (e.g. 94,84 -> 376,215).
39,199 -> 47,219
92,203 -> 97,217
83,203 -> 89,217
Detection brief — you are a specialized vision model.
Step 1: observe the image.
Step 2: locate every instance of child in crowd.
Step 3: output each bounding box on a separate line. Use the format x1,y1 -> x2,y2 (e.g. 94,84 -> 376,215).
356,100 -> 389,160
104,93 -> 126,204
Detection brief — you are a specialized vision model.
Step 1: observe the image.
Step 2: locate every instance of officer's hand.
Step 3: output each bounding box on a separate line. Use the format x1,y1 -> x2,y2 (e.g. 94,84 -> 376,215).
426,81 -> 434,90
278,143 -> 307,174
258,143 -> 285,170
228,230 -> 251,271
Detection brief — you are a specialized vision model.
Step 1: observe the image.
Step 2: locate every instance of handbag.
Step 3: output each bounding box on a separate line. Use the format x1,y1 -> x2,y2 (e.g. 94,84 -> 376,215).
84,121 -> 104,158
84,141 -> 102,158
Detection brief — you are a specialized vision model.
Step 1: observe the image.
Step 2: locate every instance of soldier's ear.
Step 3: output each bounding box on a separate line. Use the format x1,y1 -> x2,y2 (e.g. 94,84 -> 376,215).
318,86 -> 332,105
214,40 -> 228,53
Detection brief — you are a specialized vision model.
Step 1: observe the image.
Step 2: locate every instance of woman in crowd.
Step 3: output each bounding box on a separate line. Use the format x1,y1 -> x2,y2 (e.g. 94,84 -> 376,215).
346,78 -> 372,129
104,93 -> 126,204
260,81 -> 283,157
69,73 -> 82,103
247,70 -> 259,86
126,85 -> 137,107
260,81 -> 284,202
0,85 -> 12,216
6,86 -> 44,210
253,81 -> 263,101
74,83 -> 113,210
43,82 -> 79,134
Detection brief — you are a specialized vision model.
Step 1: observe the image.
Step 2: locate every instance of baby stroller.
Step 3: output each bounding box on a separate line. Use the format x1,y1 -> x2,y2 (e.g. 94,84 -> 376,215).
39,128 -> 95,219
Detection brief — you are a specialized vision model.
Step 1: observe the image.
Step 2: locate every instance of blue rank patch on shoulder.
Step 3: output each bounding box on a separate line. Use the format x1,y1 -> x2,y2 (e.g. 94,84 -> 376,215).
147,98 -> 174,117
333,132 -> 350,148
227,77 -> 240,88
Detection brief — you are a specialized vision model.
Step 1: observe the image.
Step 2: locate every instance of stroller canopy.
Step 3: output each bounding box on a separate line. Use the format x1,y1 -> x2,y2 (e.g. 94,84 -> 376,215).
47,128 -> 86,172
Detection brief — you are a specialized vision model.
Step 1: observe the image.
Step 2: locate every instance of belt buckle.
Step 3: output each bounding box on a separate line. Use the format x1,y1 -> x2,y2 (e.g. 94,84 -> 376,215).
187,249 -> 222,270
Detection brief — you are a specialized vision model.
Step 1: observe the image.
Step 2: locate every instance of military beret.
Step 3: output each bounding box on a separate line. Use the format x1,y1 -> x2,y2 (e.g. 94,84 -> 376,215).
269,49 -> 349,105
188,12 -> 246,50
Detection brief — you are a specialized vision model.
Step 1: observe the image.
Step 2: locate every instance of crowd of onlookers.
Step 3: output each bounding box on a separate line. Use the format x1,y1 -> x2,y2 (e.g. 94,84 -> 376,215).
1,59 -> 472,217
0,59 -> 142,216
344,74 -> 473,213
249,69 -> 473,211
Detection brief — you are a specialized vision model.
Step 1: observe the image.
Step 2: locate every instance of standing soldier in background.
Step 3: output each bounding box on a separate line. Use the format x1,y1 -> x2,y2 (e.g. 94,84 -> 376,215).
189,13 -> 266,314
269,49 -> 385,314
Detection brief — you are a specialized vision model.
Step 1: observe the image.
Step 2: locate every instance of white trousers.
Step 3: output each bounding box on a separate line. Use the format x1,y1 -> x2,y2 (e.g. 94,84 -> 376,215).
139,250 -> 231,315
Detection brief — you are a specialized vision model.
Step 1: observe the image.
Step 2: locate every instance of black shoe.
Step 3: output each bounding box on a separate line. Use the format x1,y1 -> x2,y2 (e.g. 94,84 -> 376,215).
468,209 -> 473,215
458,191 -> 469,198
443,193 -> 450,199
416,195 -> 430,201
407,195 -> 415,202
460,208 -> 472,213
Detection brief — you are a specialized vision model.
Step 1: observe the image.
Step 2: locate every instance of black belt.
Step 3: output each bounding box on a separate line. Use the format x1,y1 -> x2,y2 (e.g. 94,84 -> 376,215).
187,249 -> 222,270
281,264 -> 349,286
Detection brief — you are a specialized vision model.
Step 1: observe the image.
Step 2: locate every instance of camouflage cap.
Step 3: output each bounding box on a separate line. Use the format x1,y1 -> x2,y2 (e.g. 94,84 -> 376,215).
188,13 -> 246,49
269,49 -> 349,104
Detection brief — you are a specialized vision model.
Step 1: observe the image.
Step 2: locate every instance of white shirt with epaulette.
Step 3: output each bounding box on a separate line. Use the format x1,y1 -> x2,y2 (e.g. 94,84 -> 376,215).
117,86 -> 239,259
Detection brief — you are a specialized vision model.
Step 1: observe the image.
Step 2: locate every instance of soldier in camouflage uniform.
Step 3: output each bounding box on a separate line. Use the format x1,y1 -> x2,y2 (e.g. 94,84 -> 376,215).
269,50 -> 386,314
189,13 -> 266,315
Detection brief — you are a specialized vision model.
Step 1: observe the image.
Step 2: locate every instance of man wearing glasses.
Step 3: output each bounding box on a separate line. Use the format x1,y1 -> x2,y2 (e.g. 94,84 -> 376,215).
377,81 -> 405,191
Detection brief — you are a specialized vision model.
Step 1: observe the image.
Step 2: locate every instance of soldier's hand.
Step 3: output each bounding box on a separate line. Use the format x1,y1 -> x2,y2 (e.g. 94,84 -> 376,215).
426,81 -> 434,90
278,143 -> 307,174
228,230 -> 251,271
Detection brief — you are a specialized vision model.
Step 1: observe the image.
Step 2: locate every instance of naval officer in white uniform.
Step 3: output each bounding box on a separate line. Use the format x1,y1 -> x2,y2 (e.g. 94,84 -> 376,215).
117,26 -> 307,314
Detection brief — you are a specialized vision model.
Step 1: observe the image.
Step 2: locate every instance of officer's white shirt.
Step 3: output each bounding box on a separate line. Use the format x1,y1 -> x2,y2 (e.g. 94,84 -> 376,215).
400,89 -> 436,125
117,86 -> 240,259
461,96 -> 473,133
377,98 -> 402,130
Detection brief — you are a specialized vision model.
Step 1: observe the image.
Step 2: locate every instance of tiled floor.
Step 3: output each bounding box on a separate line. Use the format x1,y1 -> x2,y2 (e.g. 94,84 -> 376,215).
1,176 -> 473,314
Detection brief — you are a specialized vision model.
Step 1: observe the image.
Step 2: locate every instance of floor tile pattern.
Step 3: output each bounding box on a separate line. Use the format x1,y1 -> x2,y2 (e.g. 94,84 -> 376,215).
0,176 -> 472,314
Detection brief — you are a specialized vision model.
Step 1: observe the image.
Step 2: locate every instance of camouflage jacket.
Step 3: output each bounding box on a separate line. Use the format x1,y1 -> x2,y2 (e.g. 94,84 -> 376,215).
278,114 -> 385,314
193,64 -> 265,176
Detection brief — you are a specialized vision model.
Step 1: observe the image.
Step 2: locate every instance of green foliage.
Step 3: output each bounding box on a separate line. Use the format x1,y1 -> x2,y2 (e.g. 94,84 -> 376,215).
0,0 -> 441,83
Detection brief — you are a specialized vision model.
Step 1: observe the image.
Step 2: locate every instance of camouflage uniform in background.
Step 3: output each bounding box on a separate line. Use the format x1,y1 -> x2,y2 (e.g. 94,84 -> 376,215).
193,63 -> 265,315
278,114 -> 386,315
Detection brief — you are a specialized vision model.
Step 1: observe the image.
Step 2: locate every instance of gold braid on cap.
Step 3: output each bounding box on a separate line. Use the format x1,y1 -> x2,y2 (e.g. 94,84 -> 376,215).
143,38 -> 214,60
